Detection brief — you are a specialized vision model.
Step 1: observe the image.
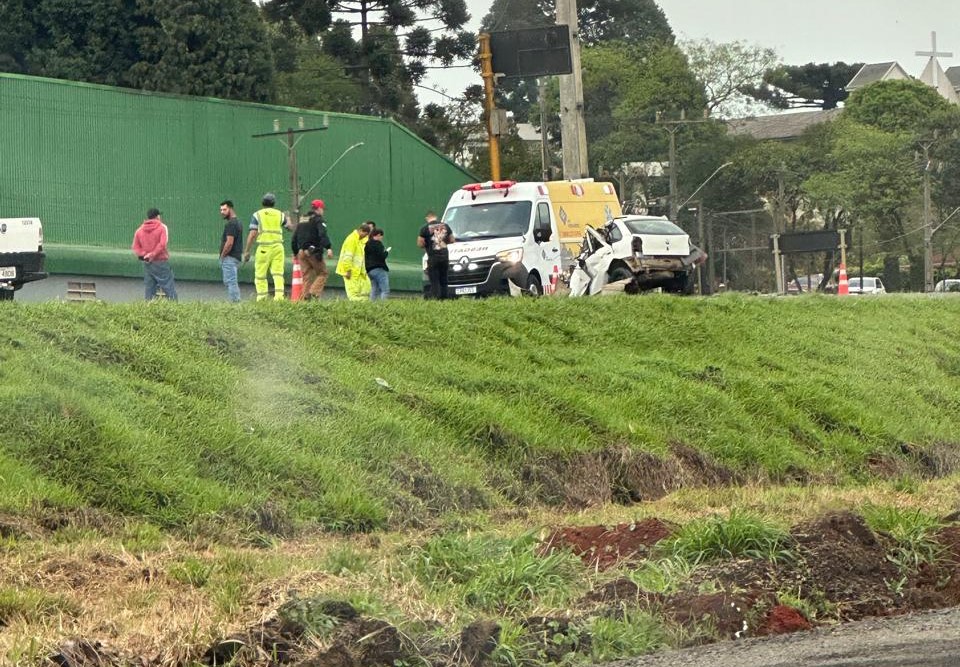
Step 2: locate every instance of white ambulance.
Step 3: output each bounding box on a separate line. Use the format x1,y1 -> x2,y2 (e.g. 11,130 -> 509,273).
0,217 -> 48,300
435,179 -> 622,297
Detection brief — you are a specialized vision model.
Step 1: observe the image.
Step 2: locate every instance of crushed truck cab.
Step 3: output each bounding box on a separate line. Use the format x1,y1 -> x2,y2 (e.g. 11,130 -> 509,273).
569,215 -> 706,296
0,217 -> 48,299
434,179 -> 622,297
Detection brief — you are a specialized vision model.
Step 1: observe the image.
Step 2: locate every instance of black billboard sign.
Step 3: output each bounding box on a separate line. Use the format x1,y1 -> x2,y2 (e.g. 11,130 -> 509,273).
489,26 -> 573,78
771,230 -> 841,254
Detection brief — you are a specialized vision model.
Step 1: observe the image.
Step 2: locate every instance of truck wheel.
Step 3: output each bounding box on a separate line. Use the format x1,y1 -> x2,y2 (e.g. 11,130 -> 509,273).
669,273 -> 694,295
526,274 -> 543,296
608,265 -> 633,283
0,289 -> 13,301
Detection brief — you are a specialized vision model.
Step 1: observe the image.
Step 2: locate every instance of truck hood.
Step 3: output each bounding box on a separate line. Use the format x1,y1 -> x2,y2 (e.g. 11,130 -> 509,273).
447,236 -> 525,260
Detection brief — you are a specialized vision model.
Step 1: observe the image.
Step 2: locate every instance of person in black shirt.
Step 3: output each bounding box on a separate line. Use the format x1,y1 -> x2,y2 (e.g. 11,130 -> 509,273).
417,210 -> 454,299
218,200 -> 243,302
365,227 -> 390,300
292,199 -> 334,300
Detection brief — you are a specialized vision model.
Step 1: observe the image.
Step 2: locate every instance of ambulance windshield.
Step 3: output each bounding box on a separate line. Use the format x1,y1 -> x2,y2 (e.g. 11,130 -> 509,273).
444,201 -> 532,240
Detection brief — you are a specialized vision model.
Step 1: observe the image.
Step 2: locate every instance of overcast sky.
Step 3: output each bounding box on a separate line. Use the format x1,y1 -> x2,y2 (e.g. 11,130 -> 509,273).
419,0 -> 960,105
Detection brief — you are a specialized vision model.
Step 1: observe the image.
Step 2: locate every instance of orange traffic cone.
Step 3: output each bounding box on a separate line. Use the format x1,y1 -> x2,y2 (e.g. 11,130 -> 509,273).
549,264 -> 559,295
837,263 -> 849,296
291,258 -> 303,301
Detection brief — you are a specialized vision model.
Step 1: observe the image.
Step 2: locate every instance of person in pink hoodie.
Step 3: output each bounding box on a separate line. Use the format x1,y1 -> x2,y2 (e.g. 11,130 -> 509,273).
132,208 -> 178,301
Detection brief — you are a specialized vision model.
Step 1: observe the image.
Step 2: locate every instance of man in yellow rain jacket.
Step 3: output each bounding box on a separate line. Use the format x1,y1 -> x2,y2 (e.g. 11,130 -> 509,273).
336,222 -> 372,300
243,193 -> 290,301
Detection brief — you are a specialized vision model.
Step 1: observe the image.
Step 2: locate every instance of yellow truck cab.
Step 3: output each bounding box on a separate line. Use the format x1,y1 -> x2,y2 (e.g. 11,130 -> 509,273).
437,179 -> 621,297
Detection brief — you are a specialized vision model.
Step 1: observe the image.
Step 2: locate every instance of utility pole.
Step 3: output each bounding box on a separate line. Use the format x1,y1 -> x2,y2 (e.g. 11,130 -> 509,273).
920,138 -> 935,292
839,228 -> 848,269
656,109 -> 708,221
538,78 -> 551,181
556,0 -> 588,179
478,33 -> 502,181
774,161 -> 789,291
707,211 -> 716,291
252,117 -> 328,224
695,202 -> 711,295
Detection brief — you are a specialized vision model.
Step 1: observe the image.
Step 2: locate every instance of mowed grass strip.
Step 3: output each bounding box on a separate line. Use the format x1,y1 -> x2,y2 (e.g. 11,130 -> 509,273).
0,294 -> 958,536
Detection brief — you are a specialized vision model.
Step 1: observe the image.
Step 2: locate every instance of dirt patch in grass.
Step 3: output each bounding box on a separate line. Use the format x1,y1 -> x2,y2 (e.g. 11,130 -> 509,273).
519,443 -> 742,509
573,511 -> 960,644
754,604 -> 813,636
539,518 -> 676,570
390,456 -> 492,520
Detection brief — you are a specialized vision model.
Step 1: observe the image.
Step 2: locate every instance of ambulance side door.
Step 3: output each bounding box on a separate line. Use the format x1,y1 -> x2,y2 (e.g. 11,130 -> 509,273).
532,201 -> 561,278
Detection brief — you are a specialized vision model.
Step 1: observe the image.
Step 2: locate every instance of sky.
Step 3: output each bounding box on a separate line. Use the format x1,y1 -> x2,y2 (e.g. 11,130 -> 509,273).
418,0 -> 960,106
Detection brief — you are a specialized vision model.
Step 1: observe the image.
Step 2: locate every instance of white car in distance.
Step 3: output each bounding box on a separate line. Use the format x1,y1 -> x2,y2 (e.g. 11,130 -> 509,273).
848,276 -> 886,295
933,279 -> 960,293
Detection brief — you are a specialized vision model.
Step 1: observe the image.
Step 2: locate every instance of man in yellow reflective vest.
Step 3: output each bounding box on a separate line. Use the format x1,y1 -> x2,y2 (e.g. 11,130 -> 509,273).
243,193 -> 290,301
336,221 -> 373,300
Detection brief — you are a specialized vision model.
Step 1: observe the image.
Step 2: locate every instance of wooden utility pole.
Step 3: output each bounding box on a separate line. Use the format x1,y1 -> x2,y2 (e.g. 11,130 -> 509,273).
920,139 -> 935,292
252,117 -> 328,224
478,33 -> 502,181
556,0 -> 588,179
656,109 -> 708,221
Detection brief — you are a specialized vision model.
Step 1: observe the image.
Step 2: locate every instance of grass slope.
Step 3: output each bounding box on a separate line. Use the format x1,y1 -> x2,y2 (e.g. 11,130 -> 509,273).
2,294 -> 959,538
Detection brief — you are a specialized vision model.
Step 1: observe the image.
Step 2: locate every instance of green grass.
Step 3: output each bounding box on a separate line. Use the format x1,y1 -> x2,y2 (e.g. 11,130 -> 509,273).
410,532 -> 582,612
588,611 -> 670,662
861,504 -> 945,572
0,586 -> 79,625
660,510 -> 793,565
1,294 -> 960,536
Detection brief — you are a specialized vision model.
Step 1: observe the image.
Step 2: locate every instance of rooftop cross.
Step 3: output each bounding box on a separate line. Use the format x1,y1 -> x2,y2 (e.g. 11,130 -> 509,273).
915,31 -> 953,88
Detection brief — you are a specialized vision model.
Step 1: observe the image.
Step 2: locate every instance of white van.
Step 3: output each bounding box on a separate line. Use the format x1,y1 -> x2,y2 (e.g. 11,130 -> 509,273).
435,179 -> 622,297
0,217 -> 48,299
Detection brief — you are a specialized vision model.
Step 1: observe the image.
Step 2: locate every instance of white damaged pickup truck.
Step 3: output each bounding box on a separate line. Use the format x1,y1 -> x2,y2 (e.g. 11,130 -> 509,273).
0,217 -> 48,300
569,215 -> 706,296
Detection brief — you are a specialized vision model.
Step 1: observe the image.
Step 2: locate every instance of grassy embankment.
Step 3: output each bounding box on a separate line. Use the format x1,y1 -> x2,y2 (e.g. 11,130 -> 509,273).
1,295 -> 959,663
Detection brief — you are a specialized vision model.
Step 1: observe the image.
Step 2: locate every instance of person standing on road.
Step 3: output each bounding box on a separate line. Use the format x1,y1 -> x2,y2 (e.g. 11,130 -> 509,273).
218,200 -> 243,303
292,199 -> 334,301
243,192 -> 289,301
365,227 -> 390,300
132,208 -> 178,301
336,221 -> 372,300
417,210 -> 454,299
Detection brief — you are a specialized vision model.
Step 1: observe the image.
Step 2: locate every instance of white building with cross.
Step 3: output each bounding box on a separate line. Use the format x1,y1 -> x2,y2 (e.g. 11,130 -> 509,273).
846,31 -> 959,104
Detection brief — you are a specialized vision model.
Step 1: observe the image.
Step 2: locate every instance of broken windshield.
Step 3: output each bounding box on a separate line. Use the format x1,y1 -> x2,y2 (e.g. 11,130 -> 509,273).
444,201 -> 532,240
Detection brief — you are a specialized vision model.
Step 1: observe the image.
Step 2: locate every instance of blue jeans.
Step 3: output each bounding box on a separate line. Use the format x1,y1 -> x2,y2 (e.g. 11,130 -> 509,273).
369,268 -> 390,300
144,261 -> 177,301
220,256 -> 241,302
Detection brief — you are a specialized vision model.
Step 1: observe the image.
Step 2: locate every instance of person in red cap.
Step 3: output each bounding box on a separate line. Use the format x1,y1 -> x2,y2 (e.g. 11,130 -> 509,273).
291,198 -> 334,300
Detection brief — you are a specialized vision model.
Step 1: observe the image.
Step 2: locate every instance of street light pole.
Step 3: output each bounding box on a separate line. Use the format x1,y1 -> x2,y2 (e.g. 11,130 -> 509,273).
678,162 -> 733,211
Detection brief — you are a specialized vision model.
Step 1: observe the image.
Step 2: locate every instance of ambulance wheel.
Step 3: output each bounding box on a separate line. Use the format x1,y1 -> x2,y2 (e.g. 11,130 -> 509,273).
526,274 -> 543,297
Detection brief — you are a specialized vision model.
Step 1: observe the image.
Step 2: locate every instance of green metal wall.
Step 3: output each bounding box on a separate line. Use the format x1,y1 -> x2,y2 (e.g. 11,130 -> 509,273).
0,73 -> 473,290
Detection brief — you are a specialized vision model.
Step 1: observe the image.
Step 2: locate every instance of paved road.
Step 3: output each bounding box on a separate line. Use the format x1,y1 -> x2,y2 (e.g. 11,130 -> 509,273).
13,274 -> 347,303
619,608 -> 960,667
